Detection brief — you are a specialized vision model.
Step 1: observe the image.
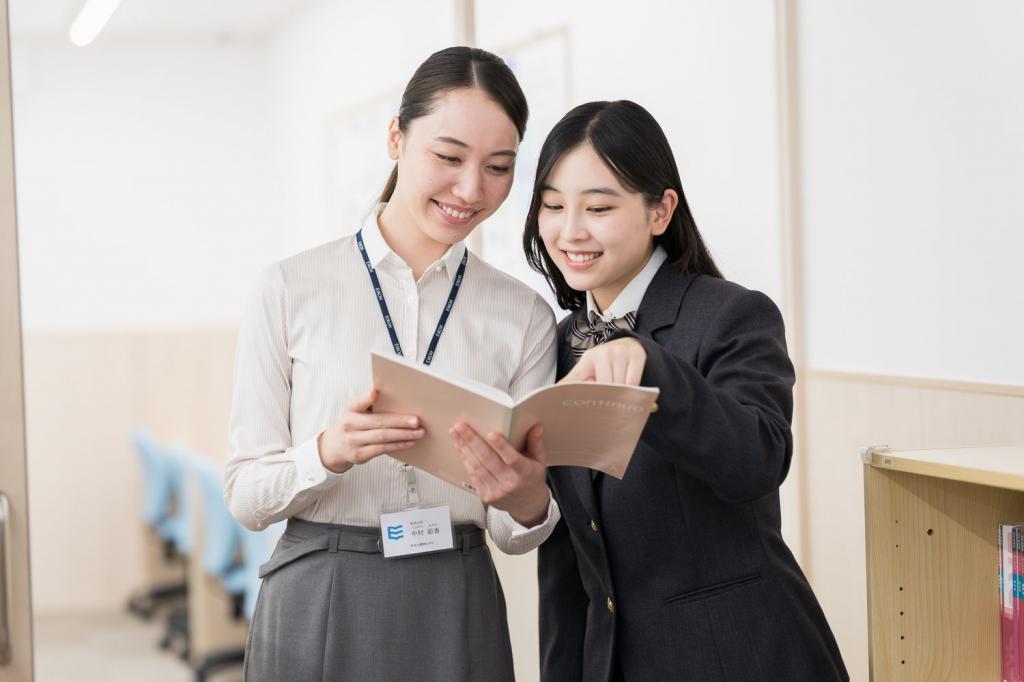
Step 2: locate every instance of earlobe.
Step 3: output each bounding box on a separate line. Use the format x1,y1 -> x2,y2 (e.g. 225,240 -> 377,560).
386,116 -> 402,161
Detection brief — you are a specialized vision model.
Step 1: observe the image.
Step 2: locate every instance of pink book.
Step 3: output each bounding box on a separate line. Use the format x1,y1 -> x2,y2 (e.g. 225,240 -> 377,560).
1002,524 -> 1014,682
1011,524 -> 1019,679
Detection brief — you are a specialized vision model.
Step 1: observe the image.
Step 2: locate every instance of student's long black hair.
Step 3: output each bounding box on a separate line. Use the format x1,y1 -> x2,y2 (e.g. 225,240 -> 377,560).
523,100 -> 722,311
378,46 -> 528,203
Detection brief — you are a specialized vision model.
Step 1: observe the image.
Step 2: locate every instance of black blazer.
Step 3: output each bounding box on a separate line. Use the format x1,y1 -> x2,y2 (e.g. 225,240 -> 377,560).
539,264 -> 848,682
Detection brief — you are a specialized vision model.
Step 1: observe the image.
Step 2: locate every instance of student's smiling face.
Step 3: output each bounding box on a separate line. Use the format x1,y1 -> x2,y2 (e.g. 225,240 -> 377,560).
387,87 -> 519,247
538,143 -> 674,310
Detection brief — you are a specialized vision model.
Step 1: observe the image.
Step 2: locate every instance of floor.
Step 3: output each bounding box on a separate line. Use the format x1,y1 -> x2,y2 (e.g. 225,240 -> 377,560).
34,612 -> 242,682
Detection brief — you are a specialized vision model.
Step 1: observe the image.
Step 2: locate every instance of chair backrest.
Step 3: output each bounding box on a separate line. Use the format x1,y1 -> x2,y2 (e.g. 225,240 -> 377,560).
132,428 -> 174,527
163,446 -> 193,556
191,456 -> 242,577
239,522 -> 284,621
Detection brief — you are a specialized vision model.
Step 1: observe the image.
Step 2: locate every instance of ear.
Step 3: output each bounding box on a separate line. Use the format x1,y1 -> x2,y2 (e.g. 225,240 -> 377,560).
386,116 -> 403,161
649,189 -> 678,237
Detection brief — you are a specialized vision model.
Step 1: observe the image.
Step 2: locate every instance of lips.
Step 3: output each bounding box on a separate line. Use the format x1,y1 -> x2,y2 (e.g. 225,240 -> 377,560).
432,200 -> 480,225
561,249 -> 603,269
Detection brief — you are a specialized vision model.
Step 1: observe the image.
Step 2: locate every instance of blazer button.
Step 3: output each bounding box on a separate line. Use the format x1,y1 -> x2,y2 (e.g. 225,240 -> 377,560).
606,597 -> 615,613
590,520 -> 599,533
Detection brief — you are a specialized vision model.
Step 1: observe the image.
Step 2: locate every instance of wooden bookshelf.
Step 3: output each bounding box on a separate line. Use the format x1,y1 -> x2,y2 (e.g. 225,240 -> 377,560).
863,445 -> 1024,680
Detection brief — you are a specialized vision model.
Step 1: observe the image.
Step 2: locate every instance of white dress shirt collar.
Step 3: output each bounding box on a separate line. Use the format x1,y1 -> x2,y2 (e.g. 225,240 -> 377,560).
359,204 -> 468,282
586,245 -> 668,322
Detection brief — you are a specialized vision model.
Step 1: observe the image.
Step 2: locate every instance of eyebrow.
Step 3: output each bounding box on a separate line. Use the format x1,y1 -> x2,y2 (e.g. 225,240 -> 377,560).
541,183 -> 623,197
434,136 -> 516,158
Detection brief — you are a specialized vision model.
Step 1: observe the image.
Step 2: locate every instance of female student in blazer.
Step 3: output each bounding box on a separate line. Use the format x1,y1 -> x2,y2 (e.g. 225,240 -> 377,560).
224,47 -> 560,682
520,101 -> 849,681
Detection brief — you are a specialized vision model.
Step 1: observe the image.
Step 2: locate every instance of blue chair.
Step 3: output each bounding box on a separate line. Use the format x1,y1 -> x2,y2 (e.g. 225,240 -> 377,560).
160,446 -> 193,557
190,456 -> 249,681
157,446 -> 198,659
133,429 -> 173,528
187,457 -> 282,681
239,522 -> 284,620
193,457 -> 245,596
127,429 -> 188,620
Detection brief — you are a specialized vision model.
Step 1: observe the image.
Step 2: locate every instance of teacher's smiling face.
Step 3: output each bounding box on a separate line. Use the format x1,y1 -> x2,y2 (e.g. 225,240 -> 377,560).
386,87 -> 519,247
538,142 -> 675,311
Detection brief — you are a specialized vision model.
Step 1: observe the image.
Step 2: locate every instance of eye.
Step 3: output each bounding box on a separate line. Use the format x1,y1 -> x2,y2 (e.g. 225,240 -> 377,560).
434,153 -> 460,164
588,206 -> 613,214
541,202 -> 563,212
487,164 -> 512,175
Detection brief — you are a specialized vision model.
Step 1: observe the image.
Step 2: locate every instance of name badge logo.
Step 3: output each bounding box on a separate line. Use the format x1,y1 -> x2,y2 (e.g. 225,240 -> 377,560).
379,506 -> 454,558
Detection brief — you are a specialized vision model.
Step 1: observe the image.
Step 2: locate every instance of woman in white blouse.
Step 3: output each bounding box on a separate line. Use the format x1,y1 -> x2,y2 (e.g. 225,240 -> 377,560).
224,47 -> 560,681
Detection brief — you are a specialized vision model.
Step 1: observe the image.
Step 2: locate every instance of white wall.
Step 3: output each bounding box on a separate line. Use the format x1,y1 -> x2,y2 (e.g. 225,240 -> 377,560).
799,0 -> 1024,385
266,0 -> 455,256
12,36 -> 280,332
477,0 -> 783,306
266,0 -> 783,308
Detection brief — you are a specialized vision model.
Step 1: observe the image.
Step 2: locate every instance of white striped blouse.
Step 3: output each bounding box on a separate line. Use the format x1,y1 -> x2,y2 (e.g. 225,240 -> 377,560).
224,207 -> 561,554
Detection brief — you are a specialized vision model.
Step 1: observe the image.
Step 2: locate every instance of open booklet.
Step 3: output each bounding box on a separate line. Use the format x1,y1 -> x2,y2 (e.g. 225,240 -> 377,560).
371,351 -> 660,494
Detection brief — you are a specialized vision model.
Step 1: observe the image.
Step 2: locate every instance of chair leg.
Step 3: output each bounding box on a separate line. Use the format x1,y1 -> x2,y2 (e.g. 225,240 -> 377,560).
127,580 -> 188,620
193,648 -> 245,682
159,603 -> 189,654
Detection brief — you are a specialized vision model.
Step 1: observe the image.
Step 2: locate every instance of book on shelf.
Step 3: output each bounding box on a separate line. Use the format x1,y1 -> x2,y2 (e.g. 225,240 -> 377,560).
1001,523 -> 1015,682
370,351 -> 660,494
998,522 -> 1024,682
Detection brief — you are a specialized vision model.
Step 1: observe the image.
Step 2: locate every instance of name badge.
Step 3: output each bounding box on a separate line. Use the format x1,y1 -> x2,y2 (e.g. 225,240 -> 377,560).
379,506 -> 455,559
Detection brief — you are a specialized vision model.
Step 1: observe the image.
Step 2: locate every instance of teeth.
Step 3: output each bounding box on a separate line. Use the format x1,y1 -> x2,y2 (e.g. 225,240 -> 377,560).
567,252 -> 600,263
439,203 -> 474,220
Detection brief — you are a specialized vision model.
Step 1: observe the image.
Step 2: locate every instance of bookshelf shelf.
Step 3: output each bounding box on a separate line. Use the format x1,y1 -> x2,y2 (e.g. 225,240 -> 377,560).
864,445 -> 1024,680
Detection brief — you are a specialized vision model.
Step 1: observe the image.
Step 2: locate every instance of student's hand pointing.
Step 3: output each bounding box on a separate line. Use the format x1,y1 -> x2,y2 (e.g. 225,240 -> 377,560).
560,337 -> 647,385
449,423 -> 551,527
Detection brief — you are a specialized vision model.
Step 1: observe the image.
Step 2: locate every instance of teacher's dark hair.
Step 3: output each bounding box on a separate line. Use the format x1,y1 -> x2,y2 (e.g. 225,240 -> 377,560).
523,100 -> 722,310
378,46 -> 528,203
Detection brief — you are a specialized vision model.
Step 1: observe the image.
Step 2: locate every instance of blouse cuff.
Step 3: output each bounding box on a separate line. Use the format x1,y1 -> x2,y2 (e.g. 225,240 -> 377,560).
487,494 -> 561,555
292,431 -> 347,493
509,494 -> 559,536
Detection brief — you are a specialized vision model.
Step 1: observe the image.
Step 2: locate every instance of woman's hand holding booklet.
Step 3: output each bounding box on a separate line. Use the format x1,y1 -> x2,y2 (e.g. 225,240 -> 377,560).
370,351 -> 659,494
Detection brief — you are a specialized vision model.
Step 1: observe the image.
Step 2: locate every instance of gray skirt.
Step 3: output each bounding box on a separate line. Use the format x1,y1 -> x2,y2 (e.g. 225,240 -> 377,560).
244,518 -> 515,682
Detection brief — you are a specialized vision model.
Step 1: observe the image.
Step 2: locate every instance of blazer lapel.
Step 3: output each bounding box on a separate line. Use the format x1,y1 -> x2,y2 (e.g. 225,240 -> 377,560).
633,263 -> 698,338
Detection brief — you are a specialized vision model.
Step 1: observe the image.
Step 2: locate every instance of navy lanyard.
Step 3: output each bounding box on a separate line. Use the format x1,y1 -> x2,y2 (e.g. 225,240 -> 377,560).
356,229 -> 468,366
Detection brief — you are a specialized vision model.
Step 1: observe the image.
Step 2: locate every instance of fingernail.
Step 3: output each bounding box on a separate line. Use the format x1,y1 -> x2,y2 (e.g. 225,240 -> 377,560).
403,441 -> 415,447
408,417 -> 419,427
413,429 -> 425,437
486,432 -> 500,443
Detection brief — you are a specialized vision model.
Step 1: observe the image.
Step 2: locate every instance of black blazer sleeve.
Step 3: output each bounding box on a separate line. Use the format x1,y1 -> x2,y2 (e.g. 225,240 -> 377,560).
538,515 -> 587,682
622,288 -> 795,504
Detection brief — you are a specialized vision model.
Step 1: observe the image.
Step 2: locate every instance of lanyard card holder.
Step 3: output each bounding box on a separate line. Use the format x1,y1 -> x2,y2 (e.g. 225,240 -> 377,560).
379,464 -> 455,559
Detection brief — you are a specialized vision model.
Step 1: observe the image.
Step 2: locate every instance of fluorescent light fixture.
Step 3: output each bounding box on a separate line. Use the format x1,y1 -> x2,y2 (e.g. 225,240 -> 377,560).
69,0 -> 124,47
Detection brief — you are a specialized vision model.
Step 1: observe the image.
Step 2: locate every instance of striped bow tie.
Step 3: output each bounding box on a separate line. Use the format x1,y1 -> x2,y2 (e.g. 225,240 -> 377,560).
569,311 -> 637,358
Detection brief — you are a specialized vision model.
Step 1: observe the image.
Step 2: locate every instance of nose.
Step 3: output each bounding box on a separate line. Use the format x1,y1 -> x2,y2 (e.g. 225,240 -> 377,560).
452,167 -> 483,205
559,208 -> 589,242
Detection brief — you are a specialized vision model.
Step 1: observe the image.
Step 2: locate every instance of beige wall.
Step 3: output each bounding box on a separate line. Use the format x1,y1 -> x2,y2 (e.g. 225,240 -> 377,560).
23,330 -> 236,615
801,370 -> 1024,682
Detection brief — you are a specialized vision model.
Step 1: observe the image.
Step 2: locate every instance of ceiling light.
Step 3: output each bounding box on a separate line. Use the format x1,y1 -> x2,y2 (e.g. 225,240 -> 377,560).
69,0 -> 123,47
